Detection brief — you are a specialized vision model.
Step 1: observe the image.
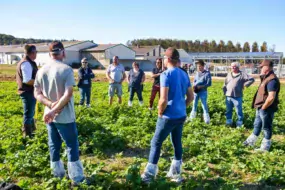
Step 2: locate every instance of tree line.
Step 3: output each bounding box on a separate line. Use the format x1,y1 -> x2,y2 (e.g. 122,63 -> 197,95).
0,33 -> 75,46
128,39 -> 274,53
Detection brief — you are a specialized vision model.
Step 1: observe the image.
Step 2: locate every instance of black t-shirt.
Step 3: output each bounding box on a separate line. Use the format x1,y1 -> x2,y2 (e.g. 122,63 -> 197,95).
152,68 -> 163,86
266,78 -> 280,111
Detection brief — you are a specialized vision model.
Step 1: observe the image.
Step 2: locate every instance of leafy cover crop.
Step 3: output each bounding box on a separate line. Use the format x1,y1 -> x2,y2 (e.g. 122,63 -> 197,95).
0,81 -> 284,189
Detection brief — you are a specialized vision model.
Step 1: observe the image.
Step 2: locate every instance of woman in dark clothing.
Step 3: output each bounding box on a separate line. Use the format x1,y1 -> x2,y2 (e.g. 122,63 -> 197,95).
149,58 -> 163,110
77,58 -> 95,107
127,62 -> 145,107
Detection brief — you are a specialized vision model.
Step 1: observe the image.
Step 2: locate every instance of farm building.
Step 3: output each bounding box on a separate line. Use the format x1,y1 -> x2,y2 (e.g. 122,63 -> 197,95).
0,41 -> 96,66
130,45 -> 165,71
81,44 -> 135,69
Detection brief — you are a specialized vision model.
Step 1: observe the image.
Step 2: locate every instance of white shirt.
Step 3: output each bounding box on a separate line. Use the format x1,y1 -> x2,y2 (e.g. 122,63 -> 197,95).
21,61 -> 33,83
107,63 -> 125,83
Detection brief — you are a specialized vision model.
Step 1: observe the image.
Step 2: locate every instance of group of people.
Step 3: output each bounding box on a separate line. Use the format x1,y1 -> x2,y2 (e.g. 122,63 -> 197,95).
16,42 -> 280,185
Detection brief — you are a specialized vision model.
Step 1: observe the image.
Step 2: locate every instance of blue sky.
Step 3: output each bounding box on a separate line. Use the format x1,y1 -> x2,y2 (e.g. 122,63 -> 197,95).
1,0 -> 285,53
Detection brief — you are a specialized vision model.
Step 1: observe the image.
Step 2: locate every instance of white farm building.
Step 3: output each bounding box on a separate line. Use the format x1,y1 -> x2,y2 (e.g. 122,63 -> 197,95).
0,41 -> 96,66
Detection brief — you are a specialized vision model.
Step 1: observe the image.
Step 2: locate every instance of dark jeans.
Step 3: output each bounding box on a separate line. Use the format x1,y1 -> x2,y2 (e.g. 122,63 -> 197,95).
148,117 -> 186,164
129,86 -> 143,101
149,85 -> 160,108
19,91 -> 36,125
253,109 -> 275,140
79,87 -> 91,105
46,122 -> 80,162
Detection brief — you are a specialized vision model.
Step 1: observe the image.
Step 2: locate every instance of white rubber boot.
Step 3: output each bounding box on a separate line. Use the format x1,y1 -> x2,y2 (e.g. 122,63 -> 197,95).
166,159 -> 183,183
51,160 -> 65,178
243,133 -> 258,147
255,138 -> 272,152
203,113 -> 210,124
141,163 -> 158,184
128,101 -> 132,107
67,160 -> 85,185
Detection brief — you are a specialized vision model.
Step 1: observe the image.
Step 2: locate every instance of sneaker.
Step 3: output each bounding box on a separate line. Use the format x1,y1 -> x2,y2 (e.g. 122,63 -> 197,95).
141,163 -> 158,184
86,104 -> 91,108
255,138 -> 271,152
148,107 -> 153,111
128,101 -> 132,107
243,133 -> 258,147
139,101 -> 144,106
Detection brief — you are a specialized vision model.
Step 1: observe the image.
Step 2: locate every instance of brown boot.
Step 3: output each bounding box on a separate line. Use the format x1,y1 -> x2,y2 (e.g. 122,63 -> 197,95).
31,120 -> 37,133
22,124 -> 33,138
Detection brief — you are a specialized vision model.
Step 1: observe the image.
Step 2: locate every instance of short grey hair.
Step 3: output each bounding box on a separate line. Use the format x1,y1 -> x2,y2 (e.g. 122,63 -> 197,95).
231,62 -> 240,68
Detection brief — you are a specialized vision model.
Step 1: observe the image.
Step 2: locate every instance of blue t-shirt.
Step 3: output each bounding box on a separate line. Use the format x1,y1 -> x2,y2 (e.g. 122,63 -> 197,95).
160,67 -> 191,119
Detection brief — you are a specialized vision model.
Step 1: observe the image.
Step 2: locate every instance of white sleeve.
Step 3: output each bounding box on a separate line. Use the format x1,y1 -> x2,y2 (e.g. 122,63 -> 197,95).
21,61 -> 33,83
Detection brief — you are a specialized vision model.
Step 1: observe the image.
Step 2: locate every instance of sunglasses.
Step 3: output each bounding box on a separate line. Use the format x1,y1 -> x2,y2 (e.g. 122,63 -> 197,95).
82,62 -> 88,63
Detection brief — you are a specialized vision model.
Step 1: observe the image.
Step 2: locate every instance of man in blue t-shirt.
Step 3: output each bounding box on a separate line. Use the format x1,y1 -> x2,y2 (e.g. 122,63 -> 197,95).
141,47 -> 194,183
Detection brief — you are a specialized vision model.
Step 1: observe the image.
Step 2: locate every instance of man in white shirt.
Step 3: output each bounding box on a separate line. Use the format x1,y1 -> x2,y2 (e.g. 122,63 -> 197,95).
16,44 -> 38,138
106,56 -> 126,105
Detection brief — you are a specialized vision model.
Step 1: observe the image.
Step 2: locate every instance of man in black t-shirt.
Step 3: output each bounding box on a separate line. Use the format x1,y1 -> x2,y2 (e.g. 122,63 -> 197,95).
243,60 -> 280,151
149,58 -> 163,110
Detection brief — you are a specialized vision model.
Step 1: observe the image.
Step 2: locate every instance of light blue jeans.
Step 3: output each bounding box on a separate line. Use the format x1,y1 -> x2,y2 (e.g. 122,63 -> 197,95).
191,90 -> 209,114
225,96 -> 243,126
46,122 -> 79,162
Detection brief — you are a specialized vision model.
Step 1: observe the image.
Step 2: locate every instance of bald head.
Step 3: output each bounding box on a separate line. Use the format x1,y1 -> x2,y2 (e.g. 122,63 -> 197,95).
164,47 -> 180,65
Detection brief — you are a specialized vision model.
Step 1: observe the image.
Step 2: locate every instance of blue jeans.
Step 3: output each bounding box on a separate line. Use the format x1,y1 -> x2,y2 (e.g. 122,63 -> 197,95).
253,109 -> 275,140
148,117 -> 186,164
79,87 -> 91,105
19,91 -> 36,125
191,91 -> 209,114
129,86 -> 143,101
225,97 -> 243,125
47,122 -> 80,162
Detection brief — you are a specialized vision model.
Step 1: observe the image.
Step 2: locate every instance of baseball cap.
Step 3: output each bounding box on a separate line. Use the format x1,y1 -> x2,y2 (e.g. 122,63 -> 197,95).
259,60 -> 274,67
49,41 -> 64,54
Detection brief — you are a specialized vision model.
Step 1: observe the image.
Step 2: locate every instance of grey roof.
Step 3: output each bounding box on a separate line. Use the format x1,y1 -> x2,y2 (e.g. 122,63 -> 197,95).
131,45 -> 160,56
188,52 -> 283,59
0,41 -> 89,53
83,44 -> 118,51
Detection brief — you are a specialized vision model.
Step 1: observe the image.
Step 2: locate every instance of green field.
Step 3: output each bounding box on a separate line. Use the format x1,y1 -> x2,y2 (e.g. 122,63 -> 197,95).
0,81 -> 284,189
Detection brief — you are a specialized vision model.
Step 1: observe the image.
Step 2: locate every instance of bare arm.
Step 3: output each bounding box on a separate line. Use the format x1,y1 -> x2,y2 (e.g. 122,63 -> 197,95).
34,86 -> 53,108
151,73 -> 161,78
158,87 -> 168,117
127,73 -> 130,83
44,86 -> 73,124
106,71 -> 114,83
186,87 -> 194,107
261,91 -> 276,110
